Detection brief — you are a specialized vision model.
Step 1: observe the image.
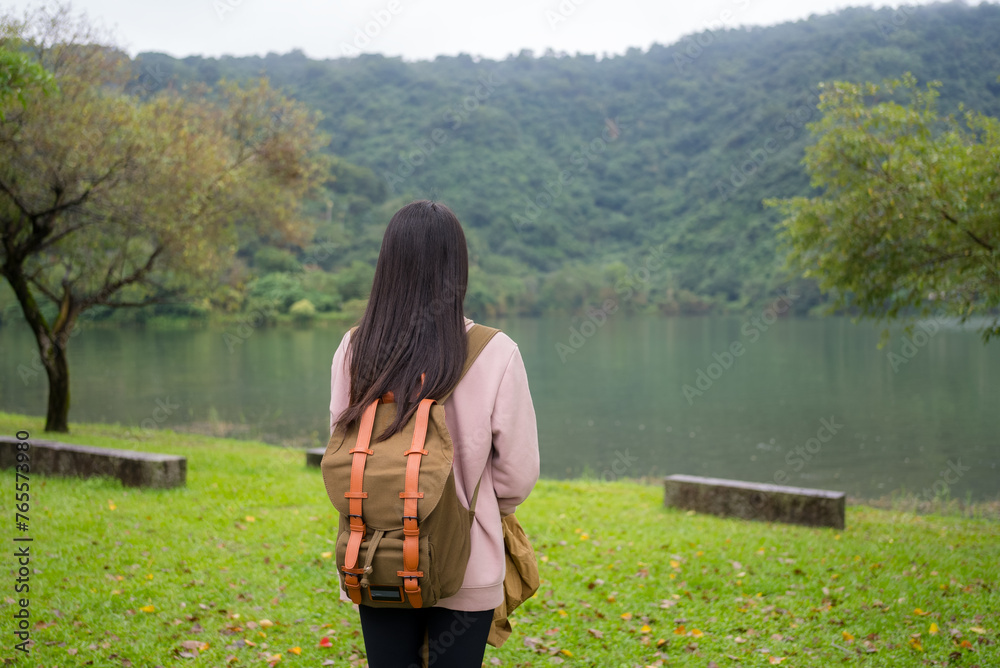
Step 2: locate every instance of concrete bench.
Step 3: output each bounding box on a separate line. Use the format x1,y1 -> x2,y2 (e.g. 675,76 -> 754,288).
306,447 -> 325,467
664,474 -> 845,529
0,436 -> 186,489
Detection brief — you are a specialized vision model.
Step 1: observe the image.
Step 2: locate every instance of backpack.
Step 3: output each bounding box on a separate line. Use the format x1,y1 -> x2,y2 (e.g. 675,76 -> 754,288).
320,324 -> 500,608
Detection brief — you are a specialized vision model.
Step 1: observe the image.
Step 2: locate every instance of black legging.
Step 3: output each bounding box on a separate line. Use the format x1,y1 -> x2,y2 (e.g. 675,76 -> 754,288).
358,605 -> 494,667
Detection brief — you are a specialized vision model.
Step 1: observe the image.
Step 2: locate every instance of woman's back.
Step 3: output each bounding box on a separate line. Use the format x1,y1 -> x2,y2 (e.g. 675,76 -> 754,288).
326,200 -> 539,667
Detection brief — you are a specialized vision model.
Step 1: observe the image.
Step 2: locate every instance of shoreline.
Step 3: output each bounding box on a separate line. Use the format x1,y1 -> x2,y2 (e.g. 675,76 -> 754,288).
3,411 -> 997,521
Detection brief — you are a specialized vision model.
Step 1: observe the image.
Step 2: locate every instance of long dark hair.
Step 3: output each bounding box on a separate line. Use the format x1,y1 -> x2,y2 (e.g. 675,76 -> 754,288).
335,200 -> 469,441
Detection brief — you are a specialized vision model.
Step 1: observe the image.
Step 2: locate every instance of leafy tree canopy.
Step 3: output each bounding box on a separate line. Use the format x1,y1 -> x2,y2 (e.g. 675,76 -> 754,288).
0,3 -> 331,430
767,73 -> 999,341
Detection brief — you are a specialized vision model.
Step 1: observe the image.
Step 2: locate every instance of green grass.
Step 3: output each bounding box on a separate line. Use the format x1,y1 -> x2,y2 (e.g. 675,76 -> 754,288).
1,412 -> 997,667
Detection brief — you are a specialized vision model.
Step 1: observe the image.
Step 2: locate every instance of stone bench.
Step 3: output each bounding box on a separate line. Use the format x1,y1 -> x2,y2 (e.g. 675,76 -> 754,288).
0,436 -> 186,489
306,447 -> 325,467
663,474 -> 845,529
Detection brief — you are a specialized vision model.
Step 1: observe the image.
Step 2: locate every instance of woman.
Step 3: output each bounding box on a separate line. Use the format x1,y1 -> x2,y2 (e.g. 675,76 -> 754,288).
328,200 -> 540,667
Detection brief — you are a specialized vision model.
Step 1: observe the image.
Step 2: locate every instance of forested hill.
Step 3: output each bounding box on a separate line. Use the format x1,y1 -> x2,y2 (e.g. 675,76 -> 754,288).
138,2 -> 1000,317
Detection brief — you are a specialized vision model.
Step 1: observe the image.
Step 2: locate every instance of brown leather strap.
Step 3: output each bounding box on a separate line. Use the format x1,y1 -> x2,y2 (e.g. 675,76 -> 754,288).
396,397 -> 432,607
343,400 -> 377,604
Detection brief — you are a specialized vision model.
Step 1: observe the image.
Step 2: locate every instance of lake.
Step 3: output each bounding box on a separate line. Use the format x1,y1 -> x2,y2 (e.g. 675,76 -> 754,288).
1,314 -> 997,501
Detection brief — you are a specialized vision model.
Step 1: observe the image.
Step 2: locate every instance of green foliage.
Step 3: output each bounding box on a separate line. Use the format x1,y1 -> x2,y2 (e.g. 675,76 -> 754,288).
129,3 -> 1000,319
252,246 -> 301,273
332,260 -> 374,302
289,298 -> 317,323
0,40 -> 55,117
246,273 -> 304,313
300,270 -> 341,312
767,73 -> 1000,342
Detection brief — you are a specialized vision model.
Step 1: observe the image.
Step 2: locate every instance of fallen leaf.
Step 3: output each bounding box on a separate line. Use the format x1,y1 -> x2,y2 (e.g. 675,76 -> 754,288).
320,552 -> 332,559
768,657 -> 785,665
318,637 -> 332,648
909,637 -> 923,652
929,623 -> 939,635
621,612 -> 633,620
139,605 -> 155,613
259,619 -> 274,628
245,515 -> 256,522
690,628 -> 704,638
842,631 -> 855,642
587,629 -> 603,639
913,608 -> 930,616
287,647 -> 301,655
673,625 -> 686,635
559,649 -> 573,657
656,638 -> 667,647
640,625 -> 652,634
108,499 -> 117,511
969,627 -> 987,635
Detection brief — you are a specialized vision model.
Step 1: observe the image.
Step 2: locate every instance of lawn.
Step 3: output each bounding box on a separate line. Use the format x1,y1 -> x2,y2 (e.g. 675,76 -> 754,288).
1,412 -> 997,667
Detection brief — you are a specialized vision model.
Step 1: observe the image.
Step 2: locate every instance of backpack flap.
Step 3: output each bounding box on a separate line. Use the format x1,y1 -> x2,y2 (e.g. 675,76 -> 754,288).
321,400 -> 456,528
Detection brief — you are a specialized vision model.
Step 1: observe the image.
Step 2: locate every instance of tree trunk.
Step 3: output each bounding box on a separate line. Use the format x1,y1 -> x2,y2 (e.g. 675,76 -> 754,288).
0,264 -> 72,433
42,338 -> 70,432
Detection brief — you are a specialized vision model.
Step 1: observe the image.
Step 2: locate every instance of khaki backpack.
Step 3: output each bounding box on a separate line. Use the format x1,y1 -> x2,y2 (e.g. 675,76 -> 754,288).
321,324 -> 499,608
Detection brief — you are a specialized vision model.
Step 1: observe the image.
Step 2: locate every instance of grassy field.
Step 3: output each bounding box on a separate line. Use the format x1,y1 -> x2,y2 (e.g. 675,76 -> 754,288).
1,412 -> 997,667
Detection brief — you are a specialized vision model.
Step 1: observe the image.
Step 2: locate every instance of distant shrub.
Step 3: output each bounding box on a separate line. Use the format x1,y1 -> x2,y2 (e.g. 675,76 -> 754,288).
253,247 -> 302,273
289,299 -> 317,323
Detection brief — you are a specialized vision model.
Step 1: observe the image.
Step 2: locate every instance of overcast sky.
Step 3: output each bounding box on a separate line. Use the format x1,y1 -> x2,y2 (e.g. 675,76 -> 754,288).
4,0 -> 955,61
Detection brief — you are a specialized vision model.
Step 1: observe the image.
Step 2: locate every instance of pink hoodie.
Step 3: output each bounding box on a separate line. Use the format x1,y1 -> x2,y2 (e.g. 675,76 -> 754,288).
329,317 -> 540,611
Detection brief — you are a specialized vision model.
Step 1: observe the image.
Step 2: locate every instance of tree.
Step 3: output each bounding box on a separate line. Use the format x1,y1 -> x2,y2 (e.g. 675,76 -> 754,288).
0,5 -> 329,431
766,73 -> 999,342
0,42 -> 54,116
